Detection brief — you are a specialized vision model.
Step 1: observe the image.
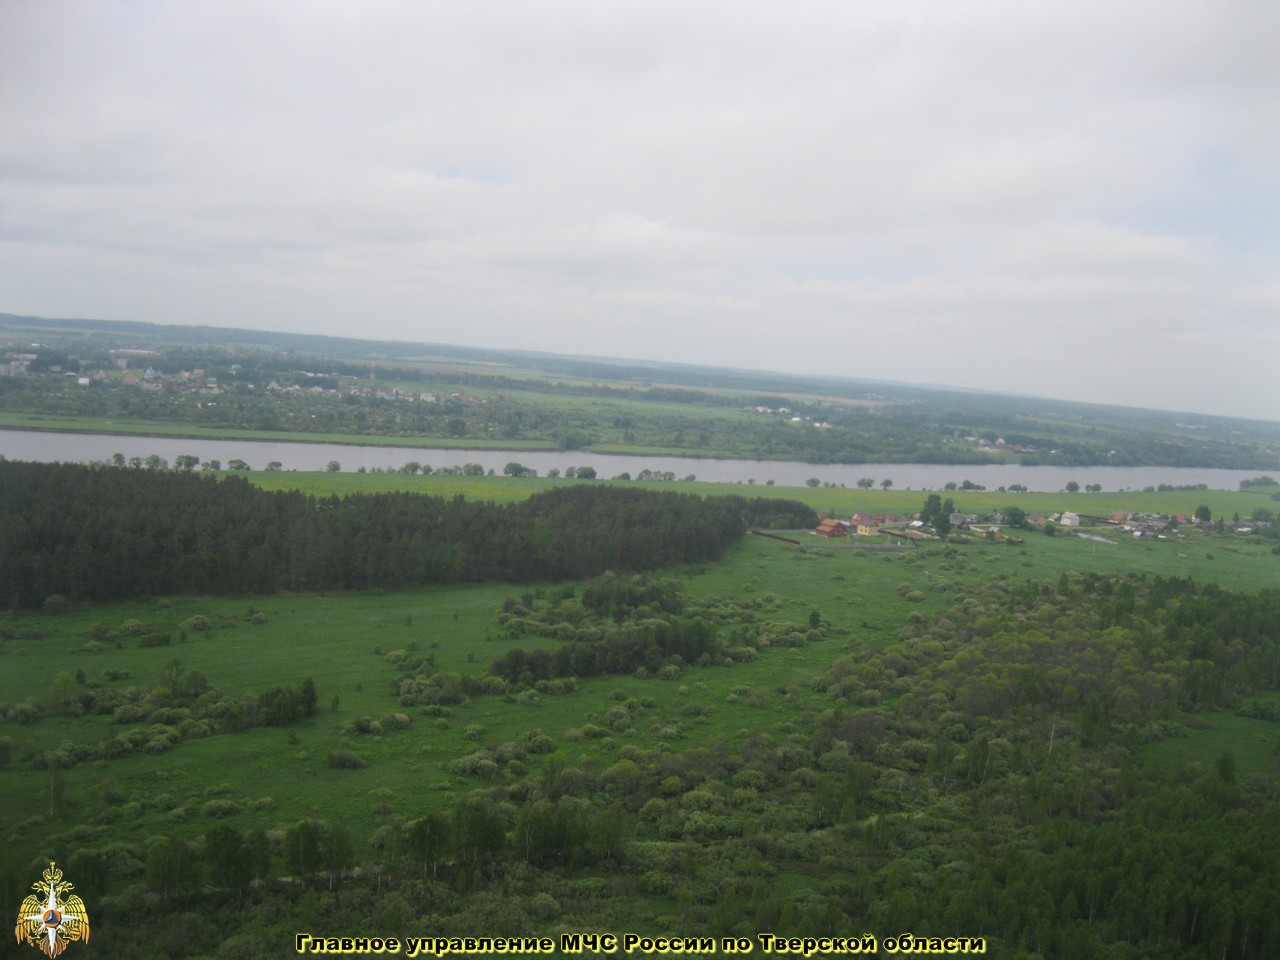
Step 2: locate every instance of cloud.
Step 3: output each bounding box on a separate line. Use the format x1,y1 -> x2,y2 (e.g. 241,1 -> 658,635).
1,0 -> 1276,419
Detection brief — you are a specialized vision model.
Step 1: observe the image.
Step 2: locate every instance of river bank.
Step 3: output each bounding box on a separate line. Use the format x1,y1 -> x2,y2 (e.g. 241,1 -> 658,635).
1,428 -> 1270,493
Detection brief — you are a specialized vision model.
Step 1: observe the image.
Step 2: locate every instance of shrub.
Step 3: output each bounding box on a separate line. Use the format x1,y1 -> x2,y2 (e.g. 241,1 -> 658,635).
343,716 -> 378,735
9,702 -> 42,725
450,753 -> 498,778
43,595 -> 70,615
329,747 -> 367,769
495,741 -> 527,764
603,706 -> 633,731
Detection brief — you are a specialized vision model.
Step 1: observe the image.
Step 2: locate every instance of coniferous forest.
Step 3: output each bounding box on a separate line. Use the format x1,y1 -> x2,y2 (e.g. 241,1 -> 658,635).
0,460 -> 816,608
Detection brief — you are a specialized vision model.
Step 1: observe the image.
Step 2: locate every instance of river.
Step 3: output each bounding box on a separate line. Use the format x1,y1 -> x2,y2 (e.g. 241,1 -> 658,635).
0,428 -> 1267,492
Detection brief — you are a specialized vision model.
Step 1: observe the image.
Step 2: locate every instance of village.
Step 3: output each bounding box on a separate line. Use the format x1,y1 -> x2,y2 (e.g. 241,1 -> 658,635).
812,504 -> 1273,543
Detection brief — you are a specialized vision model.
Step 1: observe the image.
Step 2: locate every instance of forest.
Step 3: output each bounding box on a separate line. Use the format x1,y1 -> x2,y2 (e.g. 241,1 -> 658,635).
0,460 -> 816,608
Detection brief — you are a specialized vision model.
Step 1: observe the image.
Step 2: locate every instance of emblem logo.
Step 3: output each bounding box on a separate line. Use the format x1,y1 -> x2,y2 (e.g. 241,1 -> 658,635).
14,862 -> 90,958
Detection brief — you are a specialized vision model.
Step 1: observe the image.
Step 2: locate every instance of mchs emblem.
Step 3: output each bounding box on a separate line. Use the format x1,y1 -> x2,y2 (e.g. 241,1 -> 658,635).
14,862 -> 90,957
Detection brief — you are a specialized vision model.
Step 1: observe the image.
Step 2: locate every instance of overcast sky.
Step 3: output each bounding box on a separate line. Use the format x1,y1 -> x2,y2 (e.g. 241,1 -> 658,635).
3,2 -> 1277,420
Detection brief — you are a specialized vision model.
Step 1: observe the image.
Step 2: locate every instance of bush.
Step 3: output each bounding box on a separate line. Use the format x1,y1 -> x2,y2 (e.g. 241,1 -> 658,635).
329,747 -> 367,769
525,734 -> 555,754
450,753 -> 499,778
343,716 -> 378,735
43,594 -> 70,615
177,719 -> 211,739
8,702 -> 42,725
603,706 -> 633,731
202,799 -> 242,818
495,741 -> 528,764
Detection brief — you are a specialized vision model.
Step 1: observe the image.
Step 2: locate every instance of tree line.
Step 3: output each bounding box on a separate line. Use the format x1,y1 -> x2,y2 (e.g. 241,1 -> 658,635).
0,461 -> 816,608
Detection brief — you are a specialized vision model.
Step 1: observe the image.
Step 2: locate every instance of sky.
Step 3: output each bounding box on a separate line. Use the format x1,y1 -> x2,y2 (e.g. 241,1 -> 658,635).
2,1 -> 1278,420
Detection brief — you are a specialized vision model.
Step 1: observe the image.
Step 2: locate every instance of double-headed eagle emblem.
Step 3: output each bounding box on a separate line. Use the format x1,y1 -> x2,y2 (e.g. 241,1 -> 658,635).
14,862 -> 89,957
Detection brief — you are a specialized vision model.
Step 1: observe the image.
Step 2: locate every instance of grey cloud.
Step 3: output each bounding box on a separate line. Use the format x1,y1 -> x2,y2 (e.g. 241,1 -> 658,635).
1,0 -> 1276,418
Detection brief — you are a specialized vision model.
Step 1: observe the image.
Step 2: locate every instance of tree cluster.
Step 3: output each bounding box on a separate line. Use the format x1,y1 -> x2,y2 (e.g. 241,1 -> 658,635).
919,493 -> 956,538
487,574 -> 823,686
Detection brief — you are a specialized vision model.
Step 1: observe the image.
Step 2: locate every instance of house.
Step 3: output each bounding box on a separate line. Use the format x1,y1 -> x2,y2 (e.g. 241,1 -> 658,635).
814,519 -> 849,538
1059,512 -> 1081,527
854,522 -> 879,536
1108,511 -> 1132,525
